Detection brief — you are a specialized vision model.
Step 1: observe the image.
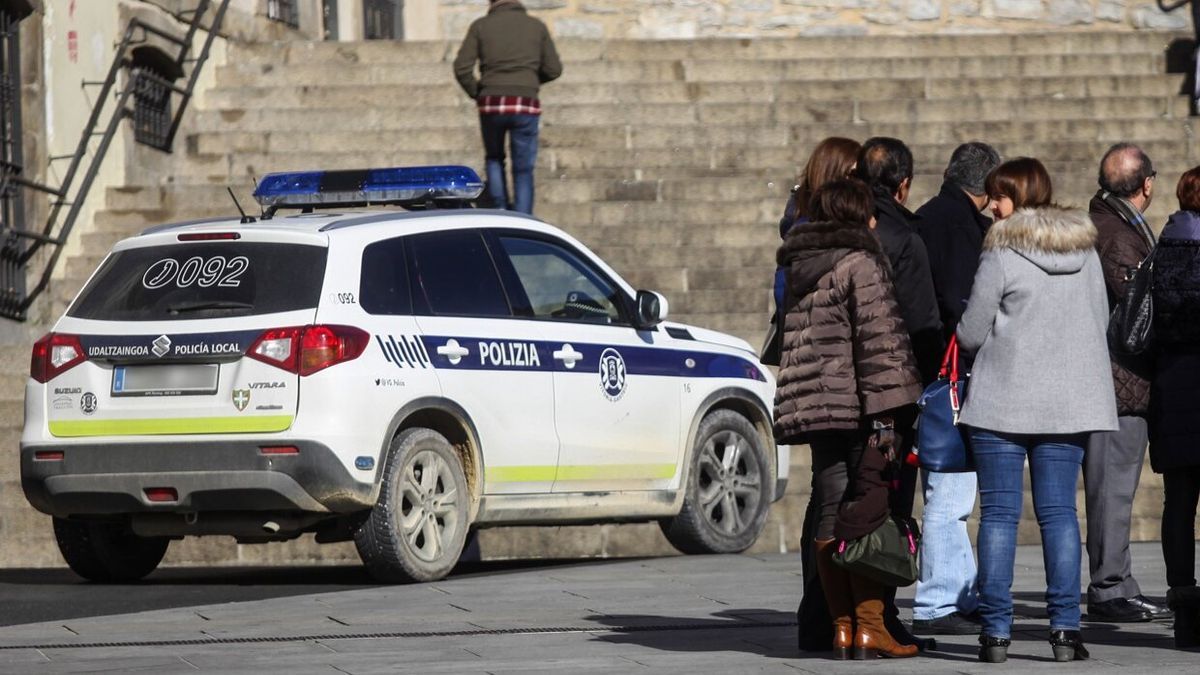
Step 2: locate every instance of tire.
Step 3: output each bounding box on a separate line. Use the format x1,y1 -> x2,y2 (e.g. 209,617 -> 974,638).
660,409 -> 771,554
354,428 -> 471,582
53,517 -> 169,582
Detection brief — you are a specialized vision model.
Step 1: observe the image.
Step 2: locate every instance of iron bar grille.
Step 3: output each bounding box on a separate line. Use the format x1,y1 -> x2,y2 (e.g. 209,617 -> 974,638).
131,69 -> 174,151
364,0 -> 403,40
267,0 -> 299,28
0,7 -> 25,319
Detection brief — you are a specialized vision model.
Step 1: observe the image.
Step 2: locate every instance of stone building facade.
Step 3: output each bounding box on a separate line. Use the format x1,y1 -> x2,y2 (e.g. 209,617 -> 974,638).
429,0 -> 1192,40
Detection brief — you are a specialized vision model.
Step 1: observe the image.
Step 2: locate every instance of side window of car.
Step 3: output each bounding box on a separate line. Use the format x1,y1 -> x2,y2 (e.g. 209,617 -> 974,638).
407,229 -> 512,318
360,237 -> 412,315
497,235 -> 625,325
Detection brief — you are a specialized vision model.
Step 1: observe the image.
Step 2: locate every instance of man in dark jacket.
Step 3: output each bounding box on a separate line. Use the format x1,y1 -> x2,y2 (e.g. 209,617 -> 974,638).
856,138 -> 944,385
854,137 -> 943,651
453,1 -> 562,214
1085,143 -> 1172,622
907,142 -> 1000,636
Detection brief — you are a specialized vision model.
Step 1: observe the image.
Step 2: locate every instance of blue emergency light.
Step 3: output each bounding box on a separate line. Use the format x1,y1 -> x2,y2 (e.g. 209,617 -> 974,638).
252,165 -> 484,215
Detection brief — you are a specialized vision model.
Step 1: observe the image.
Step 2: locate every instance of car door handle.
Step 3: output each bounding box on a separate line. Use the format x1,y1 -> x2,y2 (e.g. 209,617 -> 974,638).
553,344 -> 583,369
436,339 -> 469,365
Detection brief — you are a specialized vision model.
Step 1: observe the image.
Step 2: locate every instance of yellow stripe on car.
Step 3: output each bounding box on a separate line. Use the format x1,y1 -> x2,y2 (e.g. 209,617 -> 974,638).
49,416 -> 294,437
487,463 -> 677,483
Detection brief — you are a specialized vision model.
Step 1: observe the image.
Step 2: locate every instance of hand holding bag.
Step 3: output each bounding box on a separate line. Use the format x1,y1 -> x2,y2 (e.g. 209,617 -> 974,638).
915,336 -> 973,472
832,516 -> 921,587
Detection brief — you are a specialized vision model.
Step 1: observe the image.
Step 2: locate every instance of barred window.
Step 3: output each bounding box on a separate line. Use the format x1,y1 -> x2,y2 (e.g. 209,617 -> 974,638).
267,0 -> 299,28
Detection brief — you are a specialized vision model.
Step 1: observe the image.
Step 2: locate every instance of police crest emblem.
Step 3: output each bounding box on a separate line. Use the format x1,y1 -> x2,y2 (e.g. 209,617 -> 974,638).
598,348 -> 626,402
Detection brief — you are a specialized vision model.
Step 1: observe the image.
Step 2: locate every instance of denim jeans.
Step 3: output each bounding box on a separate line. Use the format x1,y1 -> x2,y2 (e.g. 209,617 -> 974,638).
913,469 -> 979,621
971,428 -> 1085,639
479,113 -> 540,214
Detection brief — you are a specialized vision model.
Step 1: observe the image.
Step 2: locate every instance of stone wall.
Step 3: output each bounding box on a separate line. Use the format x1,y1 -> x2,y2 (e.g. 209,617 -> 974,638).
434,0 -> 1193,39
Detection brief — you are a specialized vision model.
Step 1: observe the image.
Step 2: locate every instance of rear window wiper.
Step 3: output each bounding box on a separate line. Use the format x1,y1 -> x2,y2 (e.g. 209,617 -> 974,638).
166,300 -> 255,314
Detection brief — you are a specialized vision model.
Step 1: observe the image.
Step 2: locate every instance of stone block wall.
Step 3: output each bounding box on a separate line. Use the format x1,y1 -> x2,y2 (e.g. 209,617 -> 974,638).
434,0 -> 1193,39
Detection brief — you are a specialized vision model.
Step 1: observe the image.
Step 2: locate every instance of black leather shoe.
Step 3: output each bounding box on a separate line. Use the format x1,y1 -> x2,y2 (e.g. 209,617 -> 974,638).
978,634 -> 1010,663
884,614 -> 936,651
913,612 -> 982,635
1128,594 -> 1174,620
1049,629 -> 1090,662
1087,597 -> 1152,623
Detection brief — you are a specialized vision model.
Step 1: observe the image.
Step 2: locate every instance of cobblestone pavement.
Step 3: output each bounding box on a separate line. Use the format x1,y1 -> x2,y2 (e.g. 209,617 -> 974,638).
0,543 -> 1195,673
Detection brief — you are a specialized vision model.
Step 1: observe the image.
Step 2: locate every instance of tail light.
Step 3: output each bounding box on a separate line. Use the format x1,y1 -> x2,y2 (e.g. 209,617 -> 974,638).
31,333 -> 87,383
247,325 -> 369,376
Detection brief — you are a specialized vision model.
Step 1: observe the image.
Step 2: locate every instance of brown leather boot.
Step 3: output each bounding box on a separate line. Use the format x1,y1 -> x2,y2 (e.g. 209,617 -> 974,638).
814,539 -> 854,660
849,572 -> 918,659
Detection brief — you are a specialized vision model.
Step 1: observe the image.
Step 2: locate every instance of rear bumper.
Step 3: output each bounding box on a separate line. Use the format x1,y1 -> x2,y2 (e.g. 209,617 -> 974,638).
20,440 -> 375,517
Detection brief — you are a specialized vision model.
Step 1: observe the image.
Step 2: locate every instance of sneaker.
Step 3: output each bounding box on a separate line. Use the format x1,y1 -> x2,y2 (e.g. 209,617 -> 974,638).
1128,594 -> 1174,620
1086,597 -> 1152,623
912,612 -> 982,635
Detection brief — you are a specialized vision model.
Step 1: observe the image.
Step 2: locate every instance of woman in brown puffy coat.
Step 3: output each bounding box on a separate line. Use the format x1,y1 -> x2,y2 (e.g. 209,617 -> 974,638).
775,179 -> 924,660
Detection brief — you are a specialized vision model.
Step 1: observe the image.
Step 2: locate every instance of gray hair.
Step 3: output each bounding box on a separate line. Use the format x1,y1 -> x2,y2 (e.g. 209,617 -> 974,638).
944,142 -> 1002,196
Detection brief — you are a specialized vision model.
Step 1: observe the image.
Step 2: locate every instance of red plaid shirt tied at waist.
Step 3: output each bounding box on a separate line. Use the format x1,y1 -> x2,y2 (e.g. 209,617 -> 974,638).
477,95 -> 542,116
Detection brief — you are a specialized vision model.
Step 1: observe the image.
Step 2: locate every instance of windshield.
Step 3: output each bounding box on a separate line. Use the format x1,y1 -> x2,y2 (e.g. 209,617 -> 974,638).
68,242 -> 327,321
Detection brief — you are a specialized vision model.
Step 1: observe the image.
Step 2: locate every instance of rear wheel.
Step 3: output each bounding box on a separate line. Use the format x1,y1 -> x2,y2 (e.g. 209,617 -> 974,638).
354,428 -> 470,582
660,409 -> 770,554
53,517 -> 169,582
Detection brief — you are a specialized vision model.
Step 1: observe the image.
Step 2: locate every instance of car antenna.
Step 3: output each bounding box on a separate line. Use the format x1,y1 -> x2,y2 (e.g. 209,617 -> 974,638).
227,187 -> 256,224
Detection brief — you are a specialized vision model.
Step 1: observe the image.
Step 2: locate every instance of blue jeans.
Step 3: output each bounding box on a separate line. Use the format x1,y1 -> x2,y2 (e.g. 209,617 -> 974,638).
914,469 -> 979,620
480,113 -> 539,214
971,429 -> 1085,639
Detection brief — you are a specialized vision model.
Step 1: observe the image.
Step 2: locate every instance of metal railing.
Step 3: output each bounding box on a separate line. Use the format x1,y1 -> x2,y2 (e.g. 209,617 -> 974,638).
0,0 -> 231,321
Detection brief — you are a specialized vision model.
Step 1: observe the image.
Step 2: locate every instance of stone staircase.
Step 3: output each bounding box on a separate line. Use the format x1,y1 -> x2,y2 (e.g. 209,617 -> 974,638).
6,30 -> 1195,567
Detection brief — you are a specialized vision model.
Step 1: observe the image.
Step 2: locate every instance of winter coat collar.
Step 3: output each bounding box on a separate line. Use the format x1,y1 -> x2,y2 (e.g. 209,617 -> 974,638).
489,0 -> 526,13
777,220 -> 883,266
937,181 -> 991,231
985,206 -> 1096,274
1162,210 -> 1200,241
1090,190 -> 1154,246
874,193 -> 921,233
984,206 -> 1096,253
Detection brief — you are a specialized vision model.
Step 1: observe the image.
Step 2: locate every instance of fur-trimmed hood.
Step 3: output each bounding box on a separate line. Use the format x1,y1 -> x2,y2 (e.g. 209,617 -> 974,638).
984,206 -> 1097,275
777,221 -> 886,296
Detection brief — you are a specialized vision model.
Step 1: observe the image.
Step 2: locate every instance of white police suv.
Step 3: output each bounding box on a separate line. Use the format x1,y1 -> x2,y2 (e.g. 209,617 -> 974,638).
22,166 -> 786,583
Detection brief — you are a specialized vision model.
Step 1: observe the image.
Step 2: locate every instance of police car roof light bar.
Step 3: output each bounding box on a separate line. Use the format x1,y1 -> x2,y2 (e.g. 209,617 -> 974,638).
252,165 -> 485,217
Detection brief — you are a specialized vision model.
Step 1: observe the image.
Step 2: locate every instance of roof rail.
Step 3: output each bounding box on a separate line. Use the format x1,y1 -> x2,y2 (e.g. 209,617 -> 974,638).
320,208 -> 543,232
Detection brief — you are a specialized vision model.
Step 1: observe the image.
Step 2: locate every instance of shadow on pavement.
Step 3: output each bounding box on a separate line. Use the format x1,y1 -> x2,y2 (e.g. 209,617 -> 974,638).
0,556 -> 642,628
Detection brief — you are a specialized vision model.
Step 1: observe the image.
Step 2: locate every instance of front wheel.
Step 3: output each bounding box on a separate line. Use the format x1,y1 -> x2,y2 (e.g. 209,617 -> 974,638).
354,428 -> 471,582
53,517 -> 169,582
660,409 -> 771,554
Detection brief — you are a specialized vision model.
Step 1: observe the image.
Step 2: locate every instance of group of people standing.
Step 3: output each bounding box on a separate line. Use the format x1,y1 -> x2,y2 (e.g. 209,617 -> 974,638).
771,137 -> 1200,661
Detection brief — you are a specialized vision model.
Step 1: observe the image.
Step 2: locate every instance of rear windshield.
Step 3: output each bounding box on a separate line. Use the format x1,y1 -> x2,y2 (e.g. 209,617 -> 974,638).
68,242 -> 328,321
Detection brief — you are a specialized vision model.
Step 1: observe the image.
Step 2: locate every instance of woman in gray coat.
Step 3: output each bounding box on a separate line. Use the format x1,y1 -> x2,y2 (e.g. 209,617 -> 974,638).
956,158 -> 1118,663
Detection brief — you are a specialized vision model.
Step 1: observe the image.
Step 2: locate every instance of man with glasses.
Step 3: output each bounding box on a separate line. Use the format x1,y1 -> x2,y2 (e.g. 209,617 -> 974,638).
1085,143 -> 1172,623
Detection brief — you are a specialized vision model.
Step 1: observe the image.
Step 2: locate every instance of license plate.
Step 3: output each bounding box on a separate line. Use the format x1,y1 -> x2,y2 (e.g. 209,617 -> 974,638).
112,364 -> 219,397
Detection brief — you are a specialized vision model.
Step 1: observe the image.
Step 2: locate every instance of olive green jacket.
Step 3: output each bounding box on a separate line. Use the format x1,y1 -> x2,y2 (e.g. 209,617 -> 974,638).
452,2 -> 563,100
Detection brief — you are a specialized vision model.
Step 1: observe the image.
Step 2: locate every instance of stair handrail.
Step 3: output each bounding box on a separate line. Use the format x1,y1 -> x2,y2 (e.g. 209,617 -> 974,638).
6,0 -> 231,321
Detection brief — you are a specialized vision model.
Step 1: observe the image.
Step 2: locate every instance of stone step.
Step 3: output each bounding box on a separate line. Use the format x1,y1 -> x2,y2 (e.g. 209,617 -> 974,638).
191,96 -> 1192,133
214,53 -> 1168,87
188,117 -> 1200,156
228,32 -> 1184,67
202,74 -> 1188,109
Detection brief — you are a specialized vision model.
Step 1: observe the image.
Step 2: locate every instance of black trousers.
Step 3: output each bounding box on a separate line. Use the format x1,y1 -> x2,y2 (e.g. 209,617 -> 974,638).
1163,466 -> 1200,588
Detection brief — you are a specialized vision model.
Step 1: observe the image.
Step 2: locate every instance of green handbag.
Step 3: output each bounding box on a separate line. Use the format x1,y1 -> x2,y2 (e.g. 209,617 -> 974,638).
832,517 -> 920,587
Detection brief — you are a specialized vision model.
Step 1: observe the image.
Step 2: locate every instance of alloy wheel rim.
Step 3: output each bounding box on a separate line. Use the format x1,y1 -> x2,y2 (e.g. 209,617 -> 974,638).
696,430 -> 762,537
398,450 -> 461,563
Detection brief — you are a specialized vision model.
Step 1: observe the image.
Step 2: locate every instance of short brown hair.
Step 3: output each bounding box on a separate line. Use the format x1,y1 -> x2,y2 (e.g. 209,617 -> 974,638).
792,137 -> 862,220
985,157 -> 1053,210
1178,166 -> 1200,212
810,178 -> 874,226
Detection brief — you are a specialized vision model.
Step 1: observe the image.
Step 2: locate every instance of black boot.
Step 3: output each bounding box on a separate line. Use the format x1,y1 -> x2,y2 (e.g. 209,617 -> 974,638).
1167,586 -> 1200,649
1048,630 -> 1089,662
882,588 -> 936,652
978,634 -> 1010,663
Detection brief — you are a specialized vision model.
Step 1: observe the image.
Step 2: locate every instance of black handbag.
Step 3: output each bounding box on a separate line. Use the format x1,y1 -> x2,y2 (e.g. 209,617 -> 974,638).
915,337 -> 973,472
832,516 -> 920,587
1107,246 -> 1157,356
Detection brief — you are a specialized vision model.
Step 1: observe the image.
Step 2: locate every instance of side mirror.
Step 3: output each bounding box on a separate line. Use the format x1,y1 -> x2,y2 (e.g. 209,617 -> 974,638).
634,290 -> 669,330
